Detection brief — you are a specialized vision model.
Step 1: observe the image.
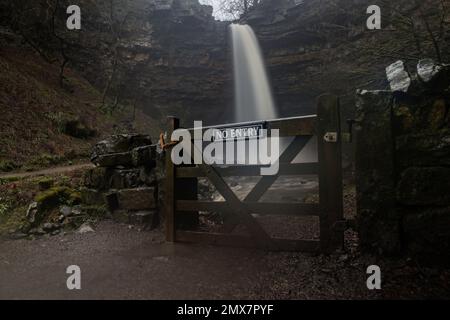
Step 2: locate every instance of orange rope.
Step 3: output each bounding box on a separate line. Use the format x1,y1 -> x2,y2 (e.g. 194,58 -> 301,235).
159,133 -> 179,150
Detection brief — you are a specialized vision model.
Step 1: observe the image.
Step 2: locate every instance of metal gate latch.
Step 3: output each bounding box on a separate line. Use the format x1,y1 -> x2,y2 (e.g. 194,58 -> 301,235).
324,132 -> 338,143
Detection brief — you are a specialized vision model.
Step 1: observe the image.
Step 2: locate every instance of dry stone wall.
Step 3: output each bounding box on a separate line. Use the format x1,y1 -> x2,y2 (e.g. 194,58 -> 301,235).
355,59 -> 450,265
82,134 -> 162,227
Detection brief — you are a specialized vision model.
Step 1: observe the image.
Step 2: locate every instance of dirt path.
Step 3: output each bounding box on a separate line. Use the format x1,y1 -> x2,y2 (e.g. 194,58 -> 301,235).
1,221 -> 448,300
0,163 -> 94,180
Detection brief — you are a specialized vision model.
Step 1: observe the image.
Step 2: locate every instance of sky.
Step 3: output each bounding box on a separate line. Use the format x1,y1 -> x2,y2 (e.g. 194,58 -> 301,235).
198,0 -> 236,21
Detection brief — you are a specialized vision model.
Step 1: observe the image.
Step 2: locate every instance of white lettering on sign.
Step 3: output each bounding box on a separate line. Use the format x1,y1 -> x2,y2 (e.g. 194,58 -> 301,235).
214,124 -> 264,142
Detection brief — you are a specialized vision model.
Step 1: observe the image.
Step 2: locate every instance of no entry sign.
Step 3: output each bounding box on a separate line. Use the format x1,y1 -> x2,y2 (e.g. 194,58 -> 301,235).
213,123 -> 265,142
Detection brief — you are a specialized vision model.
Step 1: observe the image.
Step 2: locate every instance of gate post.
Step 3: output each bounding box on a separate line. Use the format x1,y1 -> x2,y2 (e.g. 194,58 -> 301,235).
317,94 -> 344,253
165,116 -> 179,242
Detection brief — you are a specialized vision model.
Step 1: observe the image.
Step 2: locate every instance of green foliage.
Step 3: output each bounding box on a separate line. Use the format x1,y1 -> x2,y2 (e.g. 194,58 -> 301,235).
29,153 -> 66,168
0,205 -> 28,236
34,186 -> 81,210
0,202 -> 9,217
0,159 -> 19,172
0,177 -> 20,186
36,177 -> 54,190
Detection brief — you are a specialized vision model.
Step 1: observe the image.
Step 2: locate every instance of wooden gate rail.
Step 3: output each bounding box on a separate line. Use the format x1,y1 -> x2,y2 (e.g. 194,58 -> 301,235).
164,94 -> 344,253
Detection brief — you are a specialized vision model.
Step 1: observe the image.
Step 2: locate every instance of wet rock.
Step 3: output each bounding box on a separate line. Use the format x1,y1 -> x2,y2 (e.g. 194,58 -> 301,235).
386,60 -> 411,93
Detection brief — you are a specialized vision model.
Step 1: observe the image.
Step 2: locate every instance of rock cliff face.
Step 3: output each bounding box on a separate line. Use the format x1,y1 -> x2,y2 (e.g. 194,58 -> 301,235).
244,0 -> 450,118
355,60 -> 450,264
65,0 -> 231,126
1,0 -> 448,126
0,0 -> 231,127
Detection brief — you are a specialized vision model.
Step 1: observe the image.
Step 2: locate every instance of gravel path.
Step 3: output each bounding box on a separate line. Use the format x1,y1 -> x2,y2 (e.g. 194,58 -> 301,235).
2,220 -> 448,300
0,163 -> 94,180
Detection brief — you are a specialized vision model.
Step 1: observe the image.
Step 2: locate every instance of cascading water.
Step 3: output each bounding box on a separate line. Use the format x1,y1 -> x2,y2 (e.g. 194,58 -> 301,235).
230,24 -> 278,122
229,24 -> 317,165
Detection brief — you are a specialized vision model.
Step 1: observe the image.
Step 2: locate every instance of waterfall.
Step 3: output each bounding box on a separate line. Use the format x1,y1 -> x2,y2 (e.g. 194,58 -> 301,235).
230,24 -> 278,122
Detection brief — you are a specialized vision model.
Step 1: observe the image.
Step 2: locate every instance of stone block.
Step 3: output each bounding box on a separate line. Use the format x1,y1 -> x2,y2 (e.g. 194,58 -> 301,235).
117,187 -> 156,210
93,152 -> 133,167
132,145 -> 157,167
397,167 -> 450,206
129,211 -> 155,226
396,131 -> 450,168
111,210 -> 129,224
110,169 -> 141,189
80,188 -> 105,206
355,90 -> 401,254
91,134 -> 152,161
83,167 -> 112,190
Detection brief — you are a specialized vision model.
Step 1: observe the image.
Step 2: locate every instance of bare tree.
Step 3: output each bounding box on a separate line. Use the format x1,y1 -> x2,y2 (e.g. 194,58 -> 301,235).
94,0 -> 134,113
380,0 -> 449,63
203,0 -> 261,20
8,0 -> 72,87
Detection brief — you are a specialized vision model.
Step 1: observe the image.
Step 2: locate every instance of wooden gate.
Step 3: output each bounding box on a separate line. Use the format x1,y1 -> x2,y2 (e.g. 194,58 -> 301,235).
164,94 -> 344,253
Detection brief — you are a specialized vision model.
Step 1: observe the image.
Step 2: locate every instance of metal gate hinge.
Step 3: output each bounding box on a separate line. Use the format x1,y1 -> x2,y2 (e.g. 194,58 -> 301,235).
324,132 -> 338,143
